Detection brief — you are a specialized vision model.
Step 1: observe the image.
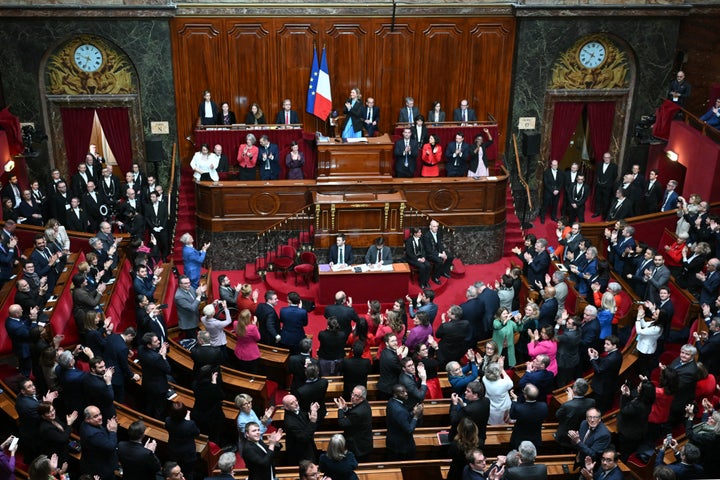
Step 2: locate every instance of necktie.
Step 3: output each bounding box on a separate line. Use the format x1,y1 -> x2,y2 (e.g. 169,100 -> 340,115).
408,108 -> 413,123
414,239 -> 419,254
377,250 -> 381,263
285,111 -> 290,124
463,110 -> 467,122
339,248 -> 344,264
367,109 -> 371,121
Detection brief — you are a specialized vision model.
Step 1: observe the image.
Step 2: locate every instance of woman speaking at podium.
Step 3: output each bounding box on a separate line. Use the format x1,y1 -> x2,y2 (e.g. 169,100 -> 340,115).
342,88 -> 363,139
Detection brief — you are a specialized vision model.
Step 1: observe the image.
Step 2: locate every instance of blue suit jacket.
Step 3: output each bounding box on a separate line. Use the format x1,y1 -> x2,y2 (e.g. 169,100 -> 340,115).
258,143 -> 281,180
279,305 -> 308,349
329,244 -> 354,265
386,398 -> 419,455
182,245 -> 206,288
275,109 -> 300,124
5,316 -> 32,359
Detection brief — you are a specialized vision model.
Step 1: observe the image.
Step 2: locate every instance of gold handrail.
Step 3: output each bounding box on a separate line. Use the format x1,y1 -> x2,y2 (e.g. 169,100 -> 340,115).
512,133 -> 533,210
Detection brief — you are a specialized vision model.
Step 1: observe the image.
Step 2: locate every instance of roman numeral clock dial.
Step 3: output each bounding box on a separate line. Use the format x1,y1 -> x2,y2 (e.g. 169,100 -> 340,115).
578,41 -> 606,69
74,44 -> 103,73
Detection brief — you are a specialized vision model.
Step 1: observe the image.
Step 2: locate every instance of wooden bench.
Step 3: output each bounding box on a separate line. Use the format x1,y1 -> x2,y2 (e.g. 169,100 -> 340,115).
166,330 -> 270,405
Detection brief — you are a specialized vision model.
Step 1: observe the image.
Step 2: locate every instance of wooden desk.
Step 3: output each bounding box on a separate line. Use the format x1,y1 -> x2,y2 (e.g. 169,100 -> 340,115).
316,134 -> 394,181
318,263 -> 410,304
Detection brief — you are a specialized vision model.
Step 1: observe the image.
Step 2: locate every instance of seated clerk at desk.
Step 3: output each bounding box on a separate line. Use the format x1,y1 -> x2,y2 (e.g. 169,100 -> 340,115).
329,233 -> 353,266
365,236 -> 393,265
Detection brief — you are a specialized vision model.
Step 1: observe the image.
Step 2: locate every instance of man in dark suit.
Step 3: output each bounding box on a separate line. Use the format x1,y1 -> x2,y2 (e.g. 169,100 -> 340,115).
275,98 -> 300,125
213,144 -> 229,173
445,132 -> 472,177
365,236 -> 393,265
619,173 -> 641,214
568,407 -> 611,464
606,188 -> 633,222
509,384 -> 548,449
566,174 -> 590,223
278,291 -> 308,354
1,174 -> 22,208
386,384 -> 423,460
50,181 -> 72,224
589,335 -> 623,413
554,378 -> 596,450
519,354 -> 555,401
190,330 -> 224,381
241,422 -> 283,480
398,96 -> 420,123
660,180 -> 680,212
423,219 -> 454,283
580,447 -> 623,480
377,333 -> 405,398
540,159 -> 565,223
538,286 -> 558,329
405,227 -> 432,288
98,166 -> 122,206
82,181 -> 106,231
256,290 -> 281,346
29,234 -> 64,295
559,223 -> 584,262
504,441 -> 548,480
324,290 -> 359,340
79,405 -> 119,479
145,191 -> 169,259
296,364 -> 329,424
82,357 -> 116,422
696,258 -> 720,305
361,97 -> 380,136
335,385 -> 373,462
667,344 -> 698,425
593,152 -> 618,219
453,100 -> 478,123
137,332 -> 172,419
282,394 -> 319,465
642,170 -> 664,214
435,305 -> 470,367
71,163 -> 91,198
5,304 -> 34,376
117,420 -> 161,480
449,381 -> 490,445
65,197 -> 90,232
629,163 -> 645,193
16,378 -> 55,461
695,317 -> 720,376
394,127 -> 419,178
258,135 -> 281,180
410,115 -> 429,145
137,302 -> 168,344
104,327 -> 140,403
475,281 -> 499,343
459,285 -> 483,342
288,338 -> 317,394
398,356 -> 428,407
328,233 -> 354,266
524,238 -> 550,290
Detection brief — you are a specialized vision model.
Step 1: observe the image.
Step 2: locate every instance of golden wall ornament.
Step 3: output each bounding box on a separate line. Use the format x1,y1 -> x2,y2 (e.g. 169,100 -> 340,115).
549,35 -> 629,90
46,35 -> 137,95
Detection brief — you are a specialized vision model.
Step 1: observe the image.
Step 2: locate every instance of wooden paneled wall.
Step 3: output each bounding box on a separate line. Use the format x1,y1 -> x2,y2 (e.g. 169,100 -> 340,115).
172,16 -> 516,162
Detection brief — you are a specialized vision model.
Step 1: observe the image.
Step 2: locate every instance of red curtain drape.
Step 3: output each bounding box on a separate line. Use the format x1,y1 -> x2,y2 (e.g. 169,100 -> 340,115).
60,108 -> 95,171
586,102 -> 616,162
550,102 -> 584,164
96,107 -> 132,172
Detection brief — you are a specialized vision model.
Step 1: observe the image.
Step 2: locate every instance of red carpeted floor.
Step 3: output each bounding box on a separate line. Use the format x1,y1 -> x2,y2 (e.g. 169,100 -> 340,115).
209,257 -> 514,355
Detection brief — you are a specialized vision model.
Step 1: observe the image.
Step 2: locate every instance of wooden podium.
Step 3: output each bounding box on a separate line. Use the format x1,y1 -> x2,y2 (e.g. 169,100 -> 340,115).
312,191 -> 407,249
316,134 -> 394,182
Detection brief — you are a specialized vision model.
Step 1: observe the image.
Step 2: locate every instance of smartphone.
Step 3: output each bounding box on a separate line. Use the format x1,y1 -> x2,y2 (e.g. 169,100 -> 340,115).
665,433 -> 672,444
9,436 -> 18,451
510,310 -> 519,317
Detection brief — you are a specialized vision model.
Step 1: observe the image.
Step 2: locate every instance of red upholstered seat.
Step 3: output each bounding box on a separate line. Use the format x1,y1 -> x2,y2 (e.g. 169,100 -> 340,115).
272,245 -> 296,280
293,251 -> 317,286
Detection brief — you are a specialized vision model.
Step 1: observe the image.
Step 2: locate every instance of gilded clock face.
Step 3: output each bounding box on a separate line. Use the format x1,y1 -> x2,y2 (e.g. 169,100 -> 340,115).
74,44 -> 103,73
578,41 -> 606,69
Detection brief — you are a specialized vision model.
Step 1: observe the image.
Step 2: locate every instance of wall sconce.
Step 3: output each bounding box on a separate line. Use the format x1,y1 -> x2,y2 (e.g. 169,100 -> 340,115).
4,159 -> 15,172
666,150 -> 679,162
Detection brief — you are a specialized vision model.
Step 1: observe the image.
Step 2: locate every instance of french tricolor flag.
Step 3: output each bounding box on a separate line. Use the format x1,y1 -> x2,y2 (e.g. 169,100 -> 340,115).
306,46 -> 332,120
